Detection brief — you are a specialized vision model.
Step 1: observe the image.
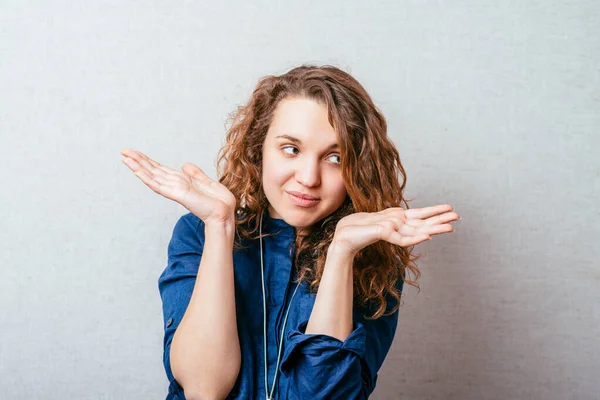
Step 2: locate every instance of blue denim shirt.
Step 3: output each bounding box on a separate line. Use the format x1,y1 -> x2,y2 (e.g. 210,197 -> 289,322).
158,211 -> 403,399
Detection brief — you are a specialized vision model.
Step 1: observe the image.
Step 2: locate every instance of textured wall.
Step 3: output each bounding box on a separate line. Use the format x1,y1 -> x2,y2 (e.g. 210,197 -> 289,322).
1,1 -> 598,399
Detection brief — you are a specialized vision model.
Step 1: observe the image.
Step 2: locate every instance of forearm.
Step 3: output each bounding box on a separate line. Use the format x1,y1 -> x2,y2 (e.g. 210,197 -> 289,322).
170,219 -> 240,399
305,242 -> 355,341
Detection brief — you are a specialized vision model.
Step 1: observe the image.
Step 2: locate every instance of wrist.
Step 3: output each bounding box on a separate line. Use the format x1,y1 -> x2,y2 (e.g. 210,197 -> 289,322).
205,217 -> 236,237
327,240 -> 356,263
329,234 -> 357,255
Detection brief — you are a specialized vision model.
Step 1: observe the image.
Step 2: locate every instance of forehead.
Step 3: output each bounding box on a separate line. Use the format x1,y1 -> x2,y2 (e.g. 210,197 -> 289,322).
267,97 -> 337,144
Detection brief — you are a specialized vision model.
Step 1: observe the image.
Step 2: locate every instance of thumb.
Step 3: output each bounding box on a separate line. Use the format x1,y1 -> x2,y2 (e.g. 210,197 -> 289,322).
181,163 -> 208,180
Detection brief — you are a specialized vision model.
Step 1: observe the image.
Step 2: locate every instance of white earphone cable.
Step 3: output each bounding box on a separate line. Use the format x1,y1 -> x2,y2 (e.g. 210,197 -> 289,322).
259,210 -> 301,400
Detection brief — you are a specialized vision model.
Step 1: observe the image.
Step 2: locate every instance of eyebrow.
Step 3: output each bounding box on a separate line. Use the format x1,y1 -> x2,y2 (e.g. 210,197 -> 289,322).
275,134 -> 339,150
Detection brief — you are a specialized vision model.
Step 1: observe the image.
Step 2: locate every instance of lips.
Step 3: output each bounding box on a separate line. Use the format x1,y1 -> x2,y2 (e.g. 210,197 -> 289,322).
286,191 -> 320,200
287,192 -> 320,207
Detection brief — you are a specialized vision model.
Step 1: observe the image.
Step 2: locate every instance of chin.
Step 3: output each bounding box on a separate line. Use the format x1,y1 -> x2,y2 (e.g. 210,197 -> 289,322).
269,204 -> 313,226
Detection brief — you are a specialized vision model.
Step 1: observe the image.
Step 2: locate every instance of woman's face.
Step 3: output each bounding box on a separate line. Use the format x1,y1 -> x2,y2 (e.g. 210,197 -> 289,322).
262,97 -> 348,236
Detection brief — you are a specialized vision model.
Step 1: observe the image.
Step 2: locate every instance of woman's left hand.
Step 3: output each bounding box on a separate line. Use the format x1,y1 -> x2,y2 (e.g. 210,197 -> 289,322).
330,204 -> 460,256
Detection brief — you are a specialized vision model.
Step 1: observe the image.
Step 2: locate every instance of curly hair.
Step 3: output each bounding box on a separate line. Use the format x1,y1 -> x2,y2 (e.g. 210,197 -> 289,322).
215,64 -> 423,319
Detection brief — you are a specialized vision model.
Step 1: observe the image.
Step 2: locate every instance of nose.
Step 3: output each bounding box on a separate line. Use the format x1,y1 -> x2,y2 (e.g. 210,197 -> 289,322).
295,157 -> 321,187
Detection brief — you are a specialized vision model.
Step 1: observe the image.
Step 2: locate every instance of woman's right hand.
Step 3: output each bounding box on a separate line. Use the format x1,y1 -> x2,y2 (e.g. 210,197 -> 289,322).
120,148 -> 237,225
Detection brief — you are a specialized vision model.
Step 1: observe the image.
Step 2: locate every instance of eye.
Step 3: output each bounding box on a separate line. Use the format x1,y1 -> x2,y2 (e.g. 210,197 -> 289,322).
282,145 -> 298,156
281,145 -> 341,165
328,154 -> 341,165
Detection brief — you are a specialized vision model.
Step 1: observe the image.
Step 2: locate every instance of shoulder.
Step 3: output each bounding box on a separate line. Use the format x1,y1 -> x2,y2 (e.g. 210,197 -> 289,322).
170,212 -> 206,246
177,211 -> 203,229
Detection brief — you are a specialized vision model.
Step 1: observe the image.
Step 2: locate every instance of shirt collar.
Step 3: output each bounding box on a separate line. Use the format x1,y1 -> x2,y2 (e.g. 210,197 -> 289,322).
262,210 -> 295,238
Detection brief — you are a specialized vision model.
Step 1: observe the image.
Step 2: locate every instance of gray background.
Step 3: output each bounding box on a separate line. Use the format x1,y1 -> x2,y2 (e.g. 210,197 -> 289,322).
1,1 -> 598,399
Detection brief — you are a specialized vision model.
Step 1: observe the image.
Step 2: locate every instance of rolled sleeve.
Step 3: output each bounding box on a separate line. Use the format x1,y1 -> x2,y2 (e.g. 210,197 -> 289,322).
157,213 -> 204,392
280,279 -> 404,399
282,321 -> 367,364
280,321 -> 367,398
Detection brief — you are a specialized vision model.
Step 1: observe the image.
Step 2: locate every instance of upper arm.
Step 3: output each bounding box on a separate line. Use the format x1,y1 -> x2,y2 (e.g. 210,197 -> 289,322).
157,212 -> 205,383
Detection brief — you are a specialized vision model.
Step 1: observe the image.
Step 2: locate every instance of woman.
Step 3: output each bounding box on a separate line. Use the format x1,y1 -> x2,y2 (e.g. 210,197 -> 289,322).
121,64 -> 459,400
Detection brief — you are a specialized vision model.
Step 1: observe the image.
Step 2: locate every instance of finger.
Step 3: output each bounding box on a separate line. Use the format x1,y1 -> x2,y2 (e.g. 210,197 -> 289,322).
122,149 -> 169,178
420,211 -> 460,226
150,173 -> 172,185
122,157 -> 168,185
393,231 -> 430,247
181,163 -> 211,182
405,204 -> 453,220
380,220 -> 430,246
121,150 -> 154,172
133,168 -> 163,193
122,157 -> 136,170
136,151 -> 174,175
122,157 -> 147,175
404,218 -> 425,228
420,223 -> 454,236
132,152 -> 163,174
398,222 -> 420,236
375,219 -> 414,238
378,207 -> 406,215
402,218 -> 456,236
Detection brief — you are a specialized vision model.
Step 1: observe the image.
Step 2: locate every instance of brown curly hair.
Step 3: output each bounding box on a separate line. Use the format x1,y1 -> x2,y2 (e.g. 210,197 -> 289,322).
215,64 -> 423,319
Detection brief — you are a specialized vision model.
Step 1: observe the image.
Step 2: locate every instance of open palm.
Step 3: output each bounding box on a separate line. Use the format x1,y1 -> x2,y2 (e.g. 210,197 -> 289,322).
120,148 -> 236,224
333,205 -> 459,256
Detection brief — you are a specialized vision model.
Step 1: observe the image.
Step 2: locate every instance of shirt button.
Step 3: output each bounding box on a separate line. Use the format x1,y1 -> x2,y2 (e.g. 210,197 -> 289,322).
166,318 -> 174,328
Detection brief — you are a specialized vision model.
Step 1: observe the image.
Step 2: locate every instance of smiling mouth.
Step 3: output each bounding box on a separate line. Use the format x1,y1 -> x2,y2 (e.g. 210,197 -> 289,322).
287,192 -> 321,207
286,190 -> 319,200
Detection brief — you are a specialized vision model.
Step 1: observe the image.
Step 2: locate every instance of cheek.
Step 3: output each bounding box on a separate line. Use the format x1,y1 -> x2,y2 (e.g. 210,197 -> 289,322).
262,151 -> 287,184
262,167 -> 288,189
332,180 -> 348,201
334,185 -> 348,200
326,173 -> 346,194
